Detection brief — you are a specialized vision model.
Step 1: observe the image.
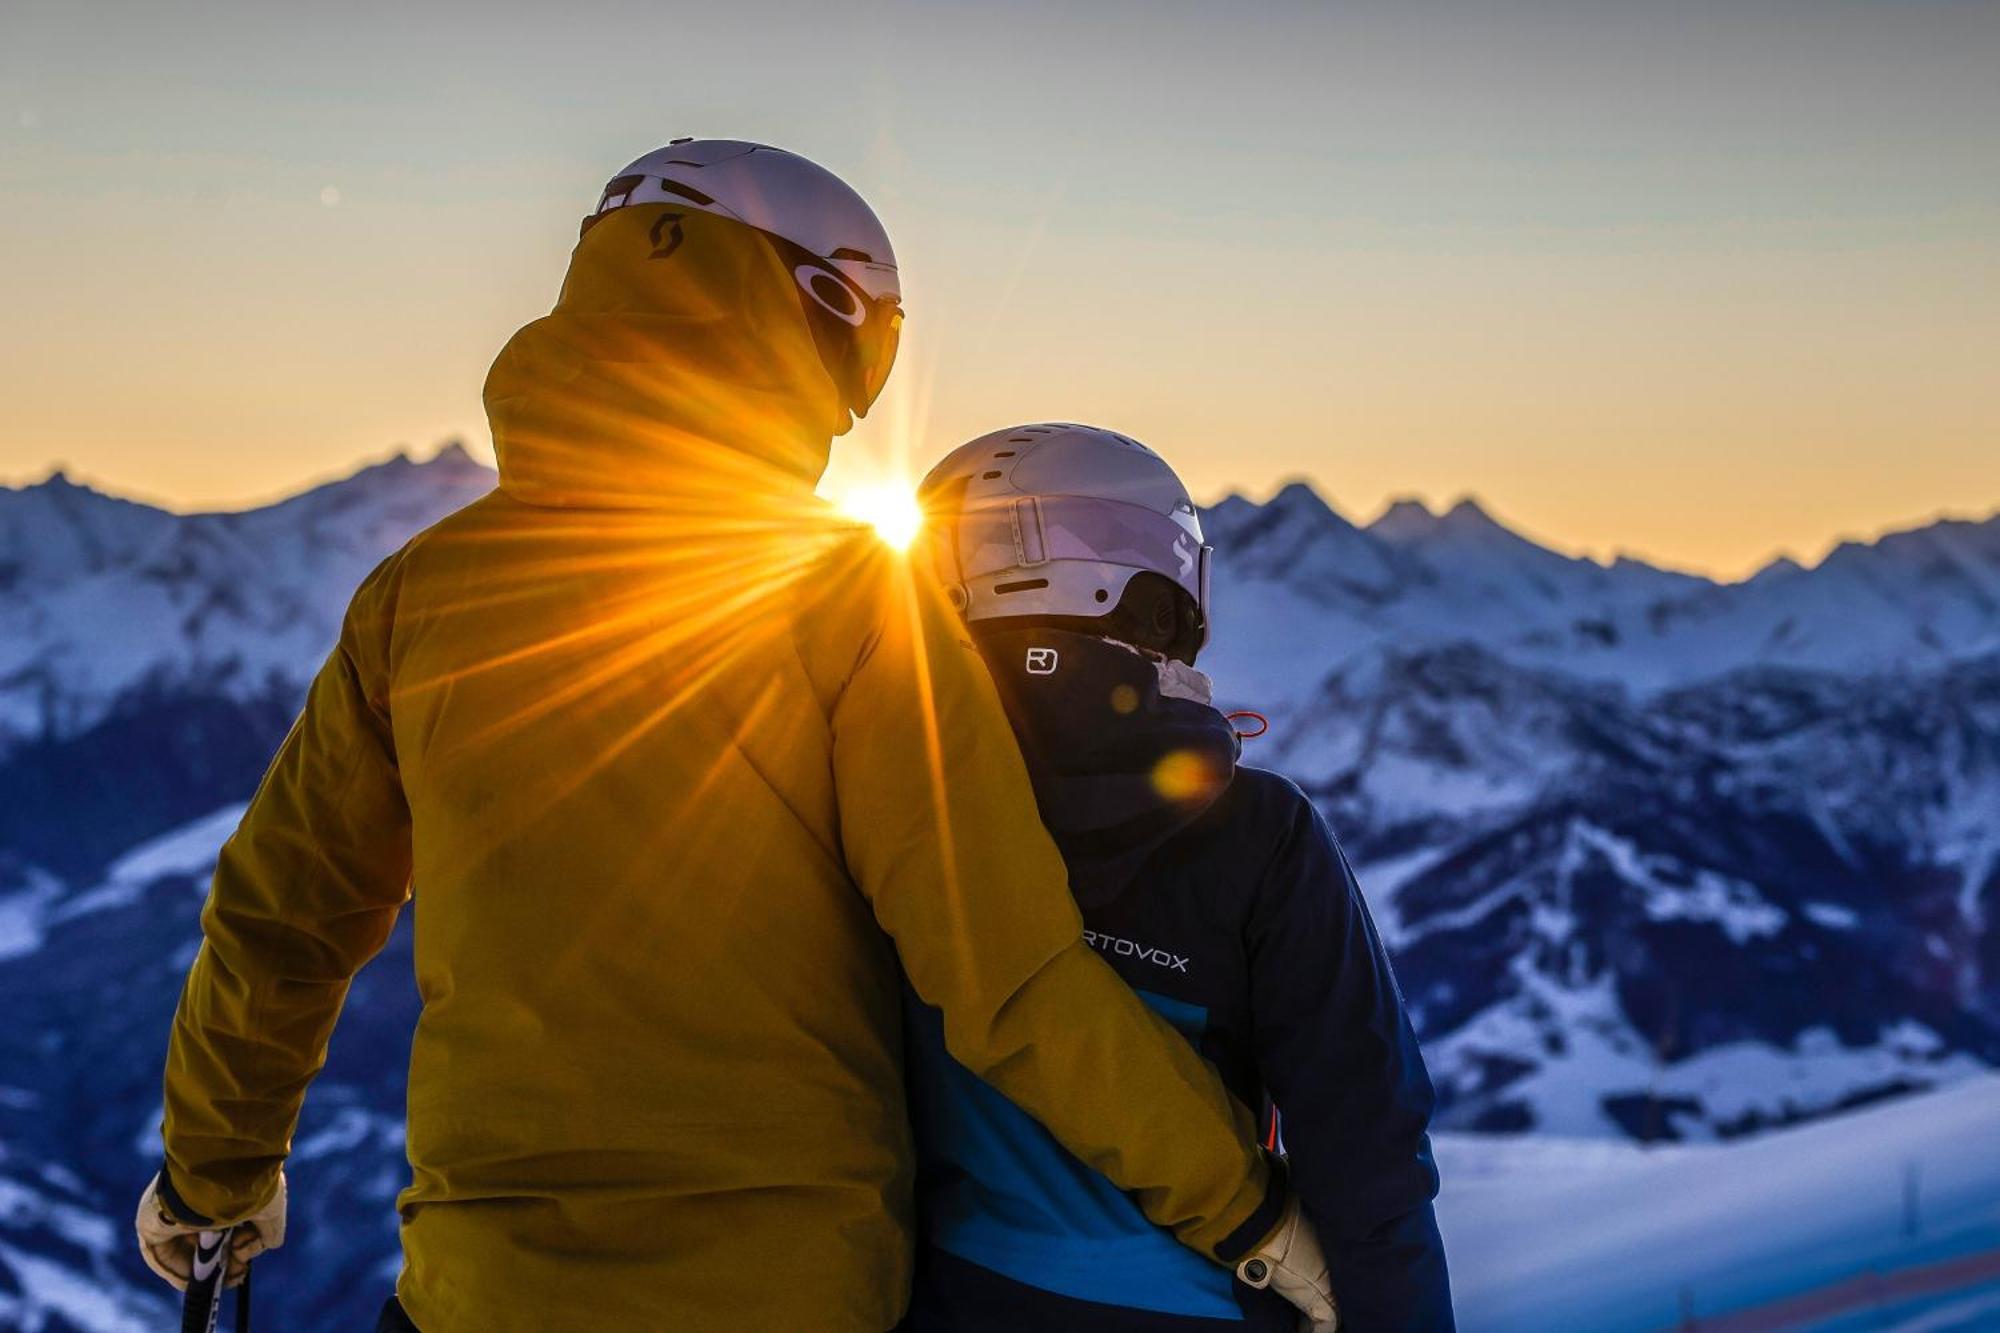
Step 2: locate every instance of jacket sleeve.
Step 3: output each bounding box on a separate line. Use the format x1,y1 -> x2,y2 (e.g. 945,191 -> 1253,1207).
1247,783 -> 1456,1330
159,555 -> 414,1224
828,547 -> 1281,1264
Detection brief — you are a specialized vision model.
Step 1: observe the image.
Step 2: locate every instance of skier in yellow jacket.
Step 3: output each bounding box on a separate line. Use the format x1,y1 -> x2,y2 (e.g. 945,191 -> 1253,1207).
133,142 -> 1336,1330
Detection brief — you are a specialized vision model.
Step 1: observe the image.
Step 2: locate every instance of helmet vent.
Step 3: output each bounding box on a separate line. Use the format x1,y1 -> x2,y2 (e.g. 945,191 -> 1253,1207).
981,471 -> 1002,480
654,178 -> 716,206
994,578 -> 1050,596
993,451 -> 1016,458
596,174 -> 646,211
829,246 -> 875,262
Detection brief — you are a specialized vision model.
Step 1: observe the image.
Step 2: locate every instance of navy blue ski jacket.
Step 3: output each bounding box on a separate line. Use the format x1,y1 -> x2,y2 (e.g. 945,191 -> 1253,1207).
902,627 -> 1455,1332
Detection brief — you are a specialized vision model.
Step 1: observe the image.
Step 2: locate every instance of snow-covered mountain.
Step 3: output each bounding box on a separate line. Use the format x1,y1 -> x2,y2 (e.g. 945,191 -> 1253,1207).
1199,484 -> 2000,1140
0,446 -> 496,751
2,451 -> 1995,1328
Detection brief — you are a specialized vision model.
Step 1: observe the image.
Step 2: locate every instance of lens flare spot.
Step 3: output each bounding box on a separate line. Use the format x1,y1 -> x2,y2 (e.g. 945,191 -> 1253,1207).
1110,683 -> 1139,715
1152,748 -> 1218,804
839,483 -> 924,550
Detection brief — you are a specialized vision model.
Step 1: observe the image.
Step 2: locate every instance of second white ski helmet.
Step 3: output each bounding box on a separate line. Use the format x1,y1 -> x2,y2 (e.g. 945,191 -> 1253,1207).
920,423 -> 1213,647
584,139 -> 903,417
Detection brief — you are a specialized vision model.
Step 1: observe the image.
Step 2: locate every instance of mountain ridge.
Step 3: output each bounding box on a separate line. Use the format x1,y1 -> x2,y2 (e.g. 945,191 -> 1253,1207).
1205,478 -> 2000,588
2,447 -> 1995,1327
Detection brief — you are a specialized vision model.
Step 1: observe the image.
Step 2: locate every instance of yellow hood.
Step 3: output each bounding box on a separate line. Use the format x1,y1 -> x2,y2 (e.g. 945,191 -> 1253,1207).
484,204 -> 850,509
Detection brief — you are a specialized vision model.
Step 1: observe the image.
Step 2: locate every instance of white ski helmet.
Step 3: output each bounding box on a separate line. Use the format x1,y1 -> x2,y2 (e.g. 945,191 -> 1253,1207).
584,139 -> 903,416
920,423 -> 1213,649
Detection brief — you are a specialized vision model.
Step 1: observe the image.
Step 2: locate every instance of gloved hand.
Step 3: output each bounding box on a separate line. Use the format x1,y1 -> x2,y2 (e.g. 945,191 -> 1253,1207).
1237,1193 -> 1339,1332
135,1170 -> 287,1290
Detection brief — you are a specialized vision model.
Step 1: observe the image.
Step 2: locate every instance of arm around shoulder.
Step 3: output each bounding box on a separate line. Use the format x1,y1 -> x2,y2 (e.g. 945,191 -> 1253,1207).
825,541 -> 1281,1262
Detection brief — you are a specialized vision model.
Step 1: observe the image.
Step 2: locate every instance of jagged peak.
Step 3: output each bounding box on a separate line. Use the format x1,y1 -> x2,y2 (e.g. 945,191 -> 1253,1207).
1199,491 -> 1261,531
3,466 -> 169,518
1262,478 -> 1356,529
10,466 -> 83,496
1368,496 -> 1440,543
1439,495 -> 1507,533
1749,554 -> 1807,585
1373,494 -> 1521,546
244,442 -> 494,514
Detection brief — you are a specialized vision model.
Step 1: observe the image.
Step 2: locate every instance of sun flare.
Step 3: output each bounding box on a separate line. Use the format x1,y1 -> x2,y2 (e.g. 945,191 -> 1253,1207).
838,482 -> 926,550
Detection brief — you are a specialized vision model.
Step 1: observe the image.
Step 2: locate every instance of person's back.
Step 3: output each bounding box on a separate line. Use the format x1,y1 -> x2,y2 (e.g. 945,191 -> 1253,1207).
904,425 -> 1456,1331
384,493 -> 912,1323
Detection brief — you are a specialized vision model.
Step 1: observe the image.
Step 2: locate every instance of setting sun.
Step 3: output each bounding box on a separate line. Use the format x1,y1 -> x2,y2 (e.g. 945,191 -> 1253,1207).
838,482 -> 926,550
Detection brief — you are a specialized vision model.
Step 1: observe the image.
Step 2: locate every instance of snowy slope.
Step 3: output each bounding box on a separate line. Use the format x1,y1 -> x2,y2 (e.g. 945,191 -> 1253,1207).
1437,1074 -> 2000,1331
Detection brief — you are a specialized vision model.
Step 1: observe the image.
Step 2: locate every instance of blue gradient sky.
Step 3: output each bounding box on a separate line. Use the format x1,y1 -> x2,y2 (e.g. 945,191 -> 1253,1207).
2,0 -> 1995,576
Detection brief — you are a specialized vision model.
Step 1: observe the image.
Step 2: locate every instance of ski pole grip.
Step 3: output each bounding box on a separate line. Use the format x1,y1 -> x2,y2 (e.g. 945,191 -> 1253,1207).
181,1225 -> 236,1333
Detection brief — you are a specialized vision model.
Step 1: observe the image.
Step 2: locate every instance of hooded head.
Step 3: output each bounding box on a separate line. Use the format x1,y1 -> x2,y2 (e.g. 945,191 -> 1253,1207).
486,142 -> 901,510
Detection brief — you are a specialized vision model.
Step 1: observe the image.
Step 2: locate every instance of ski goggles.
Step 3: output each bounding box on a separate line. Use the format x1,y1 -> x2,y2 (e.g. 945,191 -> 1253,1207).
756,230 -> 903,416
940,493 -> 1214,646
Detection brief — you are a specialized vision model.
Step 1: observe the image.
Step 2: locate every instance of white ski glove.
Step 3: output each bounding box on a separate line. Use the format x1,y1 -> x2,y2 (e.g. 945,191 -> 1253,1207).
136,1170 -> 287,1290
1237,1193 -> 1339,1331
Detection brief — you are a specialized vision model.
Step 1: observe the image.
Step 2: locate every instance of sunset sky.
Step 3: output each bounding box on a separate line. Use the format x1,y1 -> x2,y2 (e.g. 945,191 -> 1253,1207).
2,1 -> 1995,579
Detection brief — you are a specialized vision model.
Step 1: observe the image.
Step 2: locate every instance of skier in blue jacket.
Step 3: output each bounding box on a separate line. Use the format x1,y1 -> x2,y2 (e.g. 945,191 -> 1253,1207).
904,423 -> 1455,1331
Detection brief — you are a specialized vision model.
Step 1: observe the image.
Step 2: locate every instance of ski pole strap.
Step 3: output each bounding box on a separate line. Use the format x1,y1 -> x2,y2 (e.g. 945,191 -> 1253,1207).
181,1225 -> 235,1333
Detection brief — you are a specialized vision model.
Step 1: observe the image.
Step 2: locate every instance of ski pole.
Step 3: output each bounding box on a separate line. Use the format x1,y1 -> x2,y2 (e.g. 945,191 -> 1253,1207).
181,1226 -> 235,1333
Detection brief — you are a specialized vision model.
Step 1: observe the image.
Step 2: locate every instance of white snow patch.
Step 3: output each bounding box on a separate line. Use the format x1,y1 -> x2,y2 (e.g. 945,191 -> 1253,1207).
0,868 -> 65,962
1436,1074 -> 2000,1332
1430,959 -> 1985,1141
54,804 -> 244,922
1569,822 -> 1787,944
1804,900 -> 1862,930
105,804 -> 245,885
1348,847 -> 1455,944
0,1240 -> 162,1332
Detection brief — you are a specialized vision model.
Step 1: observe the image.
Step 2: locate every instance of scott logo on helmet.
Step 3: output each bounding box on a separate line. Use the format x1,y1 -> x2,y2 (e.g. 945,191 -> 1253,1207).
1025,647 -> 1059,675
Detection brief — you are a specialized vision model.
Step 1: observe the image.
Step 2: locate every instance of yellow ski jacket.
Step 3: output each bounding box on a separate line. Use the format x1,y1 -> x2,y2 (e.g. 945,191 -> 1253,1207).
160,205 -> 1280,1330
